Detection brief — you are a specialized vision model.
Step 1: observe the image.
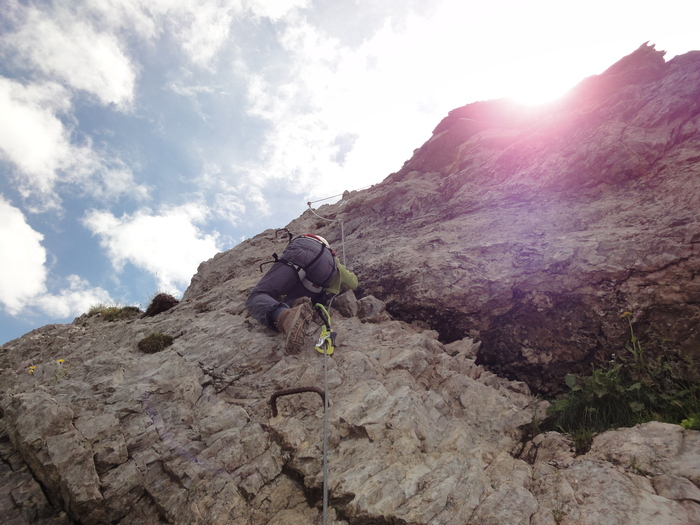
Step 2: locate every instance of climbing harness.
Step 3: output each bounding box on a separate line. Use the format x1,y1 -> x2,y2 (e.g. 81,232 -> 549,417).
257,228 -> 294,273
258,231 -> 337,294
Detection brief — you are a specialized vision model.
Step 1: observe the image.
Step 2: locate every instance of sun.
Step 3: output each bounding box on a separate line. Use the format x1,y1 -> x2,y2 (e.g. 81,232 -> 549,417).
505,76 -> 574,106
495,60 -> 582,106
481,49 -> 618,106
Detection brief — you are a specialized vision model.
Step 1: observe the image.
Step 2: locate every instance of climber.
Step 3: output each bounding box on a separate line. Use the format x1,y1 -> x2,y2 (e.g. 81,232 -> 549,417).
246,234 -> 358,355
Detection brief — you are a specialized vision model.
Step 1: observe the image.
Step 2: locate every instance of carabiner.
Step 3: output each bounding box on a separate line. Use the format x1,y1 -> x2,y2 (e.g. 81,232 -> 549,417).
313,304 -> 336,355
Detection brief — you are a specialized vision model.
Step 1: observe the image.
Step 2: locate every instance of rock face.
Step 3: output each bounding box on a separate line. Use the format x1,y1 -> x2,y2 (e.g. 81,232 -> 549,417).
1,43 -> 699,524
305,42 -> 699,391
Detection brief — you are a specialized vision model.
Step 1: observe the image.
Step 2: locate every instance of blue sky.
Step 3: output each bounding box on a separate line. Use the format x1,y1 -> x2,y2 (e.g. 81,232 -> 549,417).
1,0 -> 699,345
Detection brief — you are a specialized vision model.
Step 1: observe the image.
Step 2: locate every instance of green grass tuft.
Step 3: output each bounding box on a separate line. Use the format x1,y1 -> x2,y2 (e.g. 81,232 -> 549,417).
87,303 -> 141,321
137,333 -> 174,353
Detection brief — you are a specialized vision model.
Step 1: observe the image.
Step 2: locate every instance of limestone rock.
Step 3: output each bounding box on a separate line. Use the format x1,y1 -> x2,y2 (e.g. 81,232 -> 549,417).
291,42 -> 700,392
521,431 -> 576,467
443,336 -> 480,357
332,290 -> 358,318
529,457 -> 696,525
653,474 -> 700,503
0,302 -> 551,524
2,43 -> 700,525
0,419 -> 74,525
356,295 -> 390,323
585,422 -> 700,485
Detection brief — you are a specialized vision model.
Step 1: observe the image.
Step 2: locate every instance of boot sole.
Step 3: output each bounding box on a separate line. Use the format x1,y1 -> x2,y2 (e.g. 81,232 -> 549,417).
285,304 -> 313,354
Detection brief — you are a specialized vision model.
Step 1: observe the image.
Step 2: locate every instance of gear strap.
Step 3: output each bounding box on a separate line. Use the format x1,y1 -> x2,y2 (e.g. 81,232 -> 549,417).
259,241 -> 336,291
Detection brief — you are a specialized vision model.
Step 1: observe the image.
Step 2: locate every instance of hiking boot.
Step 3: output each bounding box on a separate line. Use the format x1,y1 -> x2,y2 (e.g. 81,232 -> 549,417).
291,297 -> 320,325
291,296 -> 313,308
275,299 -> 313,354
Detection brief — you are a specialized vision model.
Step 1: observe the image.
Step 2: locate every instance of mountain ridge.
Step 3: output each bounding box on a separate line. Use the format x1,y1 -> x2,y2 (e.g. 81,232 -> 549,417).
1,42 -> 699,524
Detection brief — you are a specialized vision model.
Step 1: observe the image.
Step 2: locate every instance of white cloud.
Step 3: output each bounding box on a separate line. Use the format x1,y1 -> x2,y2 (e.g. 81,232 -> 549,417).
195,164 -> 248,224
152,0 -> 310,67
86,0 -> 247,69
6,4 -> 136,108
0,78 -> 69,206
84,0 -> 159,39
0,195 -> 48,314
0,77 -> 149,211
168,82 -> 220,98
0,195 -> 112,317
86,163 -> 151,202
3,0 -> 252,97
247,0 -> 310,22
82,204 -> 222,293
87,0 -> 307,37
239,13 -> 439,203
31,275 -> 113,318
175,1 -> 235,68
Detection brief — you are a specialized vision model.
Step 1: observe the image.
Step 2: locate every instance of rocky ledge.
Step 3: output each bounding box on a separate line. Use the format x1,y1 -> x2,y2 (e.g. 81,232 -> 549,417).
1,283 -> 699,523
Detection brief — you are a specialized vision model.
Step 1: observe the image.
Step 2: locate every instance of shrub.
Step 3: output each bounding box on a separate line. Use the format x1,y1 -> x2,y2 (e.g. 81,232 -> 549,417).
546,312 -> 699,452
142,293 -> 179,318
88,304 -> 105,316
681,416 -> 700,430
137,333 -> 174,353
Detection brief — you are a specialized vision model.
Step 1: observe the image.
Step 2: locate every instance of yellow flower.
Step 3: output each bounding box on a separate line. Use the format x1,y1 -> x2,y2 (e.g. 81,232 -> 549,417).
620,311 -> 632,318
28,365 -> 37,374
57,359 -> 65,364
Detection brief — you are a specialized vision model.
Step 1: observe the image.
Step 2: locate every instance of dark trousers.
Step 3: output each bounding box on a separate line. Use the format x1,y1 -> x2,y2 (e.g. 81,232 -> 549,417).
246,237 -> 334,329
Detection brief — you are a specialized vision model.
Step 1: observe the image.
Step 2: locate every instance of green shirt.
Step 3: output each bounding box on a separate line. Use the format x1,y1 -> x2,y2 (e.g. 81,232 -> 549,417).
324,261 -> 358,295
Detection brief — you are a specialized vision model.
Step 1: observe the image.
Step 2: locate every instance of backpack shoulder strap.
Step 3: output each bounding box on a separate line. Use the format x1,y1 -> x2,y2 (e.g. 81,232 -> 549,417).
259,240 -> 336,290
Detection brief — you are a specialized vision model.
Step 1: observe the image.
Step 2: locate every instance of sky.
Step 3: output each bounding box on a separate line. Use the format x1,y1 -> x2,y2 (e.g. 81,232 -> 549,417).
1,0 -> 699,345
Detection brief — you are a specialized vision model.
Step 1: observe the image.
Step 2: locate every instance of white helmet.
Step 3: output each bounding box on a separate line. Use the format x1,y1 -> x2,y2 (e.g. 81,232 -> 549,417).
303,234 -> 330,248
303,234 -> 336,256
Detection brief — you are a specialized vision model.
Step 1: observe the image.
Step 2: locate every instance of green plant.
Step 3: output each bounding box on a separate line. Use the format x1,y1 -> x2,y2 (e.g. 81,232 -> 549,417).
548,365 -> 644,434
142,293 -> 179,318
137,333 -> 174,353
88,303 -> 141,321
681,416 -> 700,430
547,312 -> 700,448
564,428 -> 596,455
55,358 -> 67,375
88,303 -> 107,315
622,311 -> 644,370
629,456 -> 650,476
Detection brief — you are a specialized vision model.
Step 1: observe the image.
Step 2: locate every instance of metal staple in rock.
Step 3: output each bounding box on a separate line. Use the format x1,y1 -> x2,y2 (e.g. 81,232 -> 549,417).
268,387 -> 326,417
268,381 -> 331,524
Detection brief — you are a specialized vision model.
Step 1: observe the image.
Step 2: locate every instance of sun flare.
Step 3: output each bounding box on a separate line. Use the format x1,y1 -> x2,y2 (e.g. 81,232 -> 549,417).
479,48 -> 621,106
